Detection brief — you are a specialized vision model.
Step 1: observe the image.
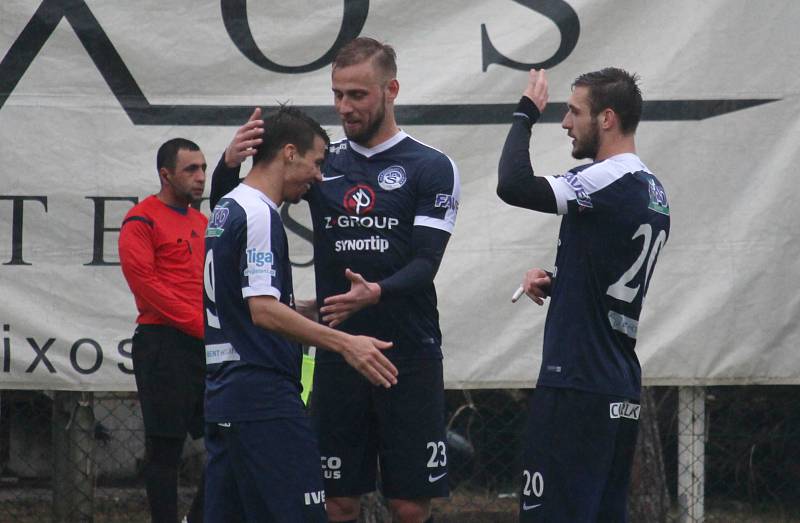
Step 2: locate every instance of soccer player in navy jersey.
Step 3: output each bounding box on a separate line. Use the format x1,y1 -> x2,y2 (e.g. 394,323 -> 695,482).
210,38 -> 460,523
203,107 -> 398,522
497,68 -> 670,522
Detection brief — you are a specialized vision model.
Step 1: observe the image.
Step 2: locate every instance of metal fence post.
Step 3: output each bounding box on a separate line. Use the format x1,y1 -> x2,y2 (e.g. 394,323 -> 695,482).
677,386 -> 705,522
52,391 -> 96,523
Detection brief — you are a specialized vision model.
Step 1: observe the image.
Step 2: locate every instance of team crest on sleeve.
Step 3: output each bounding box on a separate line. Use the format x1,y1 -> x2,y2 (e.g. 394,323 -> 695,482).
377,165 -> 407,191
647,178 -> 670,215
563,171 -> 593,208
206,205 -> 229,237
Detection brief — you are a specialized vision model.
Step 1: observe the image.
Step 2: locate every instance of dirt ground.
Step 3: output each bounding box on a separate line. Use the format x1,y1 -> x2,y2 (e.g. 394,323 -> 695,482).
2,486 -> 800,522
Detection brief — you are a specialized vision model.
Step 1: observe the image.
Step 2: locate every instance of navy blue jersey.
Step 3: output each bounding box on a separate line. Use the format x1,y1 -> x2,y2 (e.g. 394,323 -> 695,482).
307,131 -> 460,362
203,184 -> 305,422
539,153 -> 670,399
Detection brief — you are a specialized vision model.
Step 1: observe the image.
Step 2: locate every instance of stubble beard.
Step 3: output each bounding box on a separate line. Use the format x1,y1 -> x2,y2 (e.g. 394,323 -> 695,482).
571,120 -> 600,161
344,94 -> 386,146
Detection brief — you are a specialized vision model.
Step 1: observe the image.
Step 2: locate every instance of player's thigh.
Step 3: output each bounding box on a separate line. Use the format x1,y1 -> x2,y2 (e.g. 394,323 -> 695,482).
204,422 -> 247,523
597,407 -> 640,522
377,358 -> 449,499
309,361 -> 377,497
519,387 -> 626,523
207,418 -> 327,522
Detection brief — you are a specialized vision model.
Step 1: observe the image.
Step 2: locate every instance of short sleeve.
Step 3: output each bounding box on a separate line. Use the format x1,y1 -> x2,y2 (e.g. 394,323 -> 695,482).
239,207 -> 281,300
545,161 -> 631,215
413,154 -> 461,233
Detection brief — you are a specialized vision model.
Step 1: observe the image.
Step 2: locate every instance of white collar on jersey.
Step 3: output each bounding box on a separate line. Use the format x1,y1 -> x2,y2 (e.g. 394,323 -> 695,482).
237,182 -> 279,211
348,130 -> 408,158
602,152 -> 651,174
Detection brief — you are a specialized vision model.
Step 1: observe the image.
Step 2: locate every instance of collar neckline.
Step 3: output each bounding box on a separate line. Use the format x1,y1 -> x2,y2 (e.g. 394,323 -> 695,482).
349,130 -> 408,158
240,183 -> 278,211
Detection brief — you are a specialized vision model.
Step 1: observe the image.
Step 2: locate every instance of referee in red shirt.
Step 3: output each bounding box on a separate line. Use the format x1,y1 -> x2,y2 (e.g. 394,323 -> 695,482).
119,138 -> 207,523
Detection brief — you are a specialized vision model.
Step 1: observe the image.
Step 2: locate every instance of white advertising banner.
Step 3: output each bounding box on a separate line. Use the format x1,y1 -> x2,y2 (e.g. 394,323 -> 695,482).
1,0 -> 798,390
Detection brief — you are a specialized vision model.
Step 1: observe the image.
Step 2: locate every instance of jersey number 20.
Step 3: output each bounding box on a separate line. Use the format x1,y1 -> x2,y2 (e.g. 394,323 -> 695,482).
606,223 -> 666,303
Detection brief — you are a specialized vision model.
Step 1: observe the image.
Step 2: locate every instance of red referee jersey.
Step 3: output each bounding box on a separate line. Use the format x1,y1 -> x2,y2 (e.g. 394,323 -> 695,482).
118,195 -> 208,339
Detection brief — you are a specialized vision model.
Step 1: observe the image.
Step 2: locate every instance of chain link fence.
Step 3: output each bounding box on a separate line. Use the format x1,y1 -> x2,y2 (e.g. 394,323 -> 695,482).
2,386 -> 800,522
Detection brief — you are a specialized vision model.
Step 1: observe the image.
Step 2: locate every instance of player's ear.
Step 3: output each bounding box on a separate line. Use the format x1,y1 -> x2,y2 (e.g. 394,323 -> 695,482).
599,108 -> 616,131
386,78 -> 399,103
282,143 -> 297,163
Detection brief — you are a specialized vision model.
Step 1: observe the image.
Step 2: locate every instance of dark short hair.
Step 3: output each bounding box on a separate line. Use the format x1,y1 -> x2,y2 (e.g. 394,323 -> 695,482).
156,138 -> 200,171
252,106 -> 330,166
573,68 -> 642,134
333,37 -> 397,81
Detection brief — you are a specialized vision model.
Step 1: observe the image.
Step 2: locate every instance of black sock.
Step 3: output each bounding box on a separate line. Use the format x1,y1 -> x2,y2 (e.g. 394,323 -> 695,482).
142,436 -> 184,523
424,517 -> 434,523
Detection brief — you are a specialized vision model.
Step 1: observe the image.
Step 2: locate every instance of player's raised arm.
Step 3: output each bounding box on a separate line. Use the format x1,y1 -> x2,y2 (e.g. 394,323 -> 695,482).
225,107 -> 264,167
497,68 -> 558,213
209,108 -> 263,208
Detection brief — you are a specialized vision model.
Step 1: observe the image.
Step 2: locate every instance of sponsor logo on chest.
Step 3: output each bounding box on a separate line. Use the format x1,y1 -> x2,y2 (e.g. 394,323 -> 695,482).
343,184 -> 376,215
324,215 -> 398,230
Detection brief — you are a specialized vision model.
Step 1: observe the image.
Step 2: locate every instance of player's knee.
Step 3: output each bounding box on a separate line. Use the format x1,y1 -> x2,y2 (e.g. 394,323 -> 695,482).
388,498 -> 431,523
326,496 -> 360,520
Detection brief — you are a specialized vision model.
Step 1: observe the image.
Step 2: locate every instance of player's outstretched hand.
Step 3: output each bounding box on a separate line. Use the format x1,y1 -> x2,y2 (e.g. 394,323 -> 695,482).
224,107 -> 264,167
341,336 -> 398,388
321,269 -> 381,327
522,267 -> 552,306
523,69 -> 548,114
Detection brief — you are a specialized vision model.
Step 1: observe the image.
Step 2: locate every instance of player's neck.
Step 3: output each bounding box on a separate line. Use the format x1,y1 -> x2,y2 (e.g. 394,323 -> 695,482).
243,167 -> 283,207
595,134 -> 636,162
358,113 -> 400,149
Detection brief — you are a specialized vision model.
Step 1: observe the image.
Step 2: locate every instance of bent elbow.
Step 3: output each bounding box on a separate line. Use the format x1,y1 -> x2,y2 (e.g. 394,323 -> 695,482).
496,179 -> 519,205
496,182 -> 511,203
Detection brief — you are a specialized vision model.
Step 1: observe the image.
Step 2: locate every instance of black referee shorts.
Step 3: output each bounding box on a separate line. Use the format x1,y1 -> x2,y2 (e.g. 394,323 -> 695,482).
132,324 -> 205,440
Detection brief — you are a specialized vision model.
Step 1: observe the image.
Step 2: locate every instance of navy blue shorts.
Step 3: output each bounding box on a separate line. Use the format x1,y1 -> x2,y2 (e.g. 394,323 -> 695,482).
132,324 -> 205,439
309,358 -> 448,500
519,387 -> 639,523
204,417 -> 327,523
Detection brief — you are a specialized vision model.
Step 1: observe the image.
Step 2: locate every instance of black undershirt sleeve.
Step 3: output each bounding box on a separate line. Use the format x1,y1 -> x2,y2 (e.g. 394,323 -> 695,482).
209,155 -> 243,209
496,96 -> 558,213
378,226 -> 450,298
